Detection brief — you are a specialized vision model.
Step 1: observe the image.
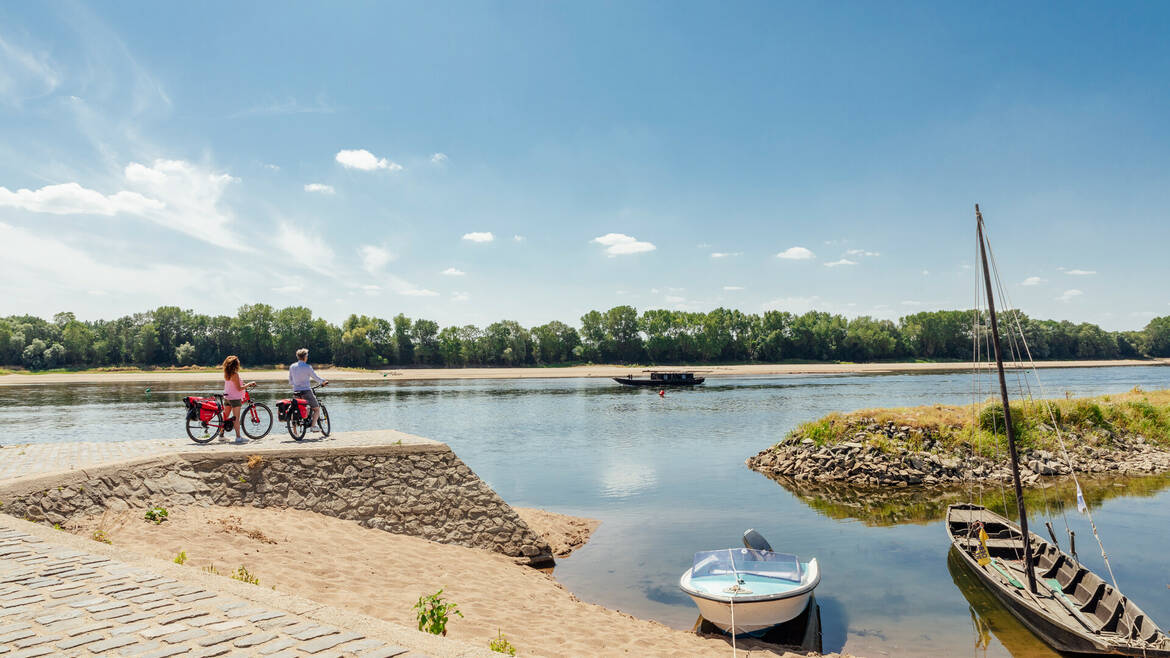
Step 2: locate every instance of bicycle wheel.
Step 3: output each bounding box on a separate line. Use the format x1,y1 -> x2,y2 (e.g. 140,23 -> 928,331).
287,416 -> 306,441
242,403 -> 273,439
317,405 -> 330,437
187,409 -> 223,444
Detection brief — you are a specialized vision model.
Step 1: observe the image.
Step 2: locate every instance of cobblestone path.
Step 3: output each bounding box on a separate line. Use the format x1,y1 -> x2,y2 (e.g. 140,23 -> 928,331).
0,524 -> 421,657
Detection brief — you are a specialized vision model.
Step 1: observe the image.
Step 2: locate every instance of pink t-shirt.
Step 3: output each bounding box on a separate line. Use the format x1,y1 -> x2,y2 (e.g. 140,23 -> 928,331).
224,377 -> 244,400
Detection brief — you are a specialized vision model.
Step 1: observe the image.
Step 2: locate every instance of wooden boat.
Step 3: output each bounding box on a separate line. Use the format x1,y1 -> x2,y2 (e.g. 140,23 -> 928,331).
613,371 -> 705,387
947,504 -> 1170,656
945,205 -> 1170,657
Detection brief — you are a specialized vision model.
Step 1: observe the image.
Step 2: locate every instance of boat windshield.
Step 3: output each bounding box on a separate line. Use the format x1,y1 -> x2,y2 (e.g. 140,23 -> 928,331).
691,548 -> 801,583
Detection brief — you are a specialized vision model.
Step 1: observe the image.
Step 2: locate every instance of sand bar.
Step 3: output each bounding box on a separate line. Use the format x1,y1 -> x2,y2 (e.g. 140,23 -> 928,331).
2,358 -> 1165,386
68,505 -> 833,657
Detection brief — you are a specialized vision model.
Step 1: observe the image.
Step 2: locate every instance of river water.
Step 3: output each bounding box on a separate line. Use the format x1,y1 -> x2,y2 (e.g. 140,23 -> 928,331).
2,365 -> 1169,657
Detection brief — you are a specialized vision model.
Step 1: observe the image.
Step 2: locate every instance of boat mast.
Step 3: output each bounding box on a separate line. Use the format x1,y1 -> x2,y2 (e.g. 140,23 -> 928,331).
975,204 -> 1037,594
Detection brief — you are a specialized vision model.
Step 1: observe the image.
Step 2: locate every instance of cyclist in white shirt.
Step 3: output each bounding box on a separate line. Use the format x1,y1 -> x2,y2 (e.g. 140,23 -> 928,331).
289,348 -> 328,432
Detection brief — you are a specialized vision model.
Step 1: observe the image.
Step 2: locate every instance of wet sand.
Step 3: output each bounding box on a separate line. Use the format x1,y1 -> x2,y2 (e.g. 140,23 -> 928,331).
3,359 -> 1163,386
68,506 -> 832,657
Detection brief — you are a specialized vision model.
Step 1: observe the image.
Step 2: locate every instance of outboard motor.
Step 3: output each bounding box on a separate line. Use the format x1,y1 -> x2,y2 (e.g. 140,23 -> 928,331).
743,528 -> 773,552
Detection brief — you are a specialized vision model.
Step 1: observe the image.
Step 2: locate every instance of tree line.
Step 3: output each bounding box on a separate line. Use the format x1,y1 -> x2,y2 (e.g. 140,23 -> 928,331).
2,305 -> 1168,371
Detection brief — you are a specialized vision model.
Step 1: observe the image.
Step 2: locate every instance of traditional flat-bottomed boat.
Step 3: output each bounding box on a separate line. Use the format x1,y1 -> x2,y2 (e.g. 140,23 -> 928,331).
613,370 -> 705,387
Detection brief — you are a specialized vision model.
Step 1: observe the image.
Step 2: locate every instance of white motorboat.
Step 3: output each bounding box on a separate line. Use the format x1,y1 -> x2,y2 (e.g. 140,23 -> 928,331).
679,530 -> 820,636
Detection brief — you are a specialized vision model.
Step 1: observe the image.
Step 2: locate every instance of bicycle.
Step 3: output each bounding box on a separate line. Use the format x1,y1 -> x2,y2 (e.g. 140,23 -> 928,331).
279,383 -> 330,441
183,387 -> 272,443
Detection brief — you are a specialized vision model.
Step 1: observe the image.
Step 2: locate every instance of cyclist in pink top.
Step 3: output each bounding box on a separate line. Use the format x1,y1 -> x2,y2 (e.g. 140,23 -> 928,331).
221,355 -> 256,444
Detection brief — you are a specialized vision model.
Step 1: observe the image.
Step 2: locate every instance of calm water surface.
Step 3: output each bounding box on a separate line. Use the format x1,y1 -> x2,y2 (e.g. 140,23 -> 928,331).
3,366 -> 1170,657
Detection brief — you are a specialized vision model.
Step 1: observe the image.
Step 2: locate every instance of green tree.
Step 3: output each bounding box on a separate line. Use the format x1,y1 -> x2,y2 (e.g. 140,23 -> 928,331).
175,342 -> 197,365
133,323 -> 162,365
393,314 -> 414,365
61,320 -> 95,365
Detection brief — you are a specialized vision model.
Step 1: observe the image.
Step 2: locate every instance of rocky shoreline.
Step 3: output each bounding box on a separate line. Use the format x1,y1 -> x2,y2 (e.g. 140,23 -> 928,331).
747,419 -> 1170,487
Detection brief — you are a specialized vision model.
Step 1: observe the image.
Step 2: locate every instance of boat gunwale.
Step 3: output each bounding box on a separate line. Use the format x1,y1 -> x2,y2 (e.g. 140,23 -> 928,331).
679,558 -> 820,604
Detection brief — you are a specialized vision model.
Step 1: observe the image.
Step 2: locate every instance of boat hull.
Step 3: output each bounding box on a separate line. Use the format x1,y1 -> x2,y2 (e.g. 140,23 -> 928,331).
686,590 -> 812,636
612,377 -> 705,387
680,557 -> 820,636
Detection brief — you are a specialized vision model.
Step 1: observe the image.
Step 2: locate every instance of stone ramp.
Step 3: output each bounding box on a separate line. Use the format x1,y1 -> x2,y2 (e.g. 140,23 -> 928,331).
0,431 -> 436,483
0,517 -> 492,657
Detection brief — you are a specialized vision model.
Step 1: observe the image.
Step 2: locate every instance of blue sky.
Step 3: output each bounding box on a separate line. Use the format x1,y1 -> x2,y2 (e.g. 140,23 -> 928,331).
1,2 -> 1168,330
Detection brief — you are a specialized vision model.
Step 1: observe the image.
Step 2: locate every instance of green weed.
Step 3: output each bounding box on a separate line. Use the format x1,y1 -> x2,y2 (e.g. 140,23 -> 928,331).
489,629 -> 517,655
230,566 -> 259,585
174,551 -> 187,565
414,589 -> 462,636
144,507 -> 168,524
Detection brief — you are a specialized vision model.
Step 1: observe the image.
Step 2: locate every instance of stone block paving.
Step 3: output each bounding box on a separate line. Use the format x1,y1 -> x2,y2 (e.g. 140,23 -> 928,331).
0,431 -> 435,484
0,525 -> 424,657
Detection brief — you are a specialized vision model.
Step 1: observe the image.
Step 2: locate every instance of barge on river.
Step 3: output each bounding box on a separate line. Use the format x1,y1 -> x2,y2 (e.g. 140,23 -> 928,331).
613,370 -> 705,387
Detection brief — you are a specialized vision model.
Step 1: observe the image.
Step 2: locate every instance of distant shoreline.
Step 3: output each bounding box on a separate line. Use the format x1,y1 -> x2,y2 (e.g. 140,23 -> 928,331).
1,358 -> 1165,386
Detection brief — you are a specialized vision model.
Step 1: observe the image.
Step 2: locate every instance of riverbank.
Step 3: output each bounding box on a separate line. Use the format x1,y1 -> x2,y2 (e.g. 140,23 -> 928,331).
66,505 -> 833,657
748,388 -> 1170,488
1,358 -> 1164,386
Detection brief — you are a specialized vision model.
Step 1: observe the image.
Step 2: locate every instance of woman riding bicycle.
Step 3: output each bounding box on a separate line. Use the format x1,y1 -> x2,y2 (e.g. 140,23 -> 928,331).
222,355 -> 257,444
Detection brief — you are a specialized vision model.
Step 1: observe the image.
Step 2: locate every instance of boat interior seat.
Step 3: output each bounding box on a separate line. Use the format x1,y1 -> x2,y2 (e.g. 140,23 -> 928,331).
1039,553 -> 1066,579
1060,568 -> 1087,595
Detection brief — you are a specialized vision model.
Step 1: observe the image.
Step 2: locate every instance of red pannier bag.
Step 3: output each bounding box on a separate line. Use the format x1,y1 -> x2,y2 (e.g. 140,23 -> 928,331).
183,396 -> 220,423
277,398 -> 308,421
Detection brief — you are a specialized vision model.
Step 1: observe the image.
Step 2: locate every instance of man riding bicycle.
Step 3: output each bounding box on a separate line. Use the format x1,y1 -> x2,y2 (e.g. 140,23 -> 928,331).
289,348 -> 328,432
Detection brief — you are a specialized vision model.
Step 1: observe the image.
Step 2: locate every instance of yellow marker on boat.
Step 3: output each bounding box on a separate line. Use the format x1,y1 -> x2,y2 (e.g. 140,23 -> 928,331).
976,527 -> 991,566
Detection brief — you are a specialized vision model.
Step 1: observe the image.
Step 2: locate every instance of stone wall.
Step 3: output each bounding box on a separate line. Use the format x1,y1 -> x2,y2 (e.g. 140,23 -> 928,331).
0,439 -> 553,566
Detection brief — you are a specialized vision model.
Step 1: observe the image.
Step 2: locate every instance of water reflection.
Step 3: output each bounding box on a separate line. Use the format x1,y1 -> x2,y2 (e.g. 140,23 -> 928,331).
947,548 -> 1059,657
764,471 -> 1170,527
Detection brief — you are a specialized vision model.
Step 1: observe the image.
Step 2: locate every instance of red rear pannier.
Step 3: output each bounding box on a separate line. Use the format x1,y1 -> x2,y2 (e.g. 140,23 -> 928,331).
293,398 -> 309,419
276,399 -> 293,422
183,396 -> 220,423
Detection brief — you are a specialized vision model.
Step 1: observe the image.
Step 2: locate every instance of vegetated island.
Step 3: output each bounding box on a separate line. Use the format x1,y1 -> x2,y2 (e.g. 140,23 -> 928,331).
747,388 -> 1170,489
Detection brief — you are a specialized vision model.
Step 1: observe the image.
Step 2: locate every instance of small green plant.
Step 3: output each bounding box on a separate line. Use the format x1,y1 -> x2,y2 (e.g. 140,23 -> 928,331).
144,507 -> 169,524
201,565 -> 221,576
52,523 -> 62,531
489,629 -> 517,655
230,566 -> 260,585
91,530 -> 111,545
237,475 -> 247,483
174,551 -> 187,565
414,589 -> 462,636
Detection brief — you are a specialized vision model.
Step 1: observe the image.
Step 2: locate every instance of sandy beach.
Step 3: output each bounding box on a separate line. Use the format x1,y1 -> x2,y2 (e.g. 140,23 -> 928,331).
68,505 -> 831,658
2,358 -> 1164,387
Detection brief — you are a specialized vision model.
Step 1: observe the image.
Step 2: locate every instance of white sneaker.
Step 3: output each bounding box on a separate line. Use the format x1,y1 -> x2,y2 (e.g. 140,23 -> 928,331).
308,427 -> 319,434
234,436 -> 248,444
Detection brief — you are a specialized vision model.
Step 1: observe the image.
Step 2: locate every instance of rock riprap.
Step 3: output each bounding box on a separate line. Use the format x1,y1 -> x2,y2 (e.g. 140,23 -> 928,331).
0,431 -> 553,566
748,419 -> 1170,487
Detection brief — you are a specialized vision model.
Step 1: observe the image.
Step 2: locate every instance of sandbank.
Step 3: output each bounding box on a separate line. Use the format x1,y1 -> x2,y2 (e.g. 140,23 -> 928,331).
68,505 -> 832,657
2,358 -> 1165,386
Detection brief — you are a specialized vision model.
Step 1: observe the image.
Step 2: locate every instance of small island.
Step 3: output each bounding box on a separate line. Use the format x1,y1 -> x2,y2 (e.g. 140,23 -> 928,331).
748,388 -> 1170,488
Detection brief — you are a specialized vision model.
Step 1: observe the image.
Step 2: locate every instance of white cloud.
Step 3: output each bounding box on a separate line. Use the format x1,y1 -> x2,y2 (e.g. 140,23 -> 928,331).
430,153 -> 448,164
462,231 -> 495,243
122,159 -> 240,240
0,34 -> 60,104
0,182 -> 163,216
2,159 -> 243,250
1021,276 -> 1046,286
1065,269 -> 1097,276
401,288 -> 439,297
665,295 -> 686,303
710,252 -> 742,259
452,291 -> 470,302
723,286 -> 744,291
921,270 -> 930,276
304,183 -> 335,195
263,163 -> 281,172
358,245 -> 392,274
441,267 -> 465,276
776,246 -> 815,260
278,223 -> 334,275
0,222 -> 201,304
901,300 -> 924,307
272,284 -> 302,294
1057,289 -> 1083,302
335,149 -> 401,171
362,284 -> 381,296
825,258 -> 858,267
845,249 -> 880,257
592,233 -> 656,256
513,234 -> 525,242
